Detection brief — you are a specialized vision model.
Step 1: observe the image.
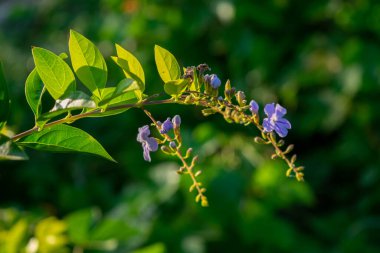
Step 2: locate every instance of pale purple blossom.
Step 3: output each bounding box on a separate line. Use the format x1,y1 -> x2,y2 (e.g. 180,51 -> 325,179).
137,125 -> 158,162
249,100 -> 259,114
160,118 -> 173,134
204,74 -> 221,89
263,103 -> 291,138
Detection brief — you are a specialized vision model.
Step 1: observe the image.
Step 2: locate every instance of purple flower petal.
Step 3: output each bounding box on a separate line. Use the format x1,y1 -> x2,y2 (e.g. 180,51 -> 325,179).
137,125 -> 150,142
263,118 -> 274,132
264,103 -> 275,117
142,143 -> 152,162
276,118 -> 291,130
274,124 -> 288,138
275,104 -> 287,117
146,137 -> 158,151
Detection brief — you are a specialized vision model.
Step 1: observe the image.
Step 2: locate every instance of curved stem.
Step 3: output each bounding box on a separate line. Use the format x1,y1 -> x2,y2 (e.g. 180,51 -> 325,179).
11,98 -> 173,141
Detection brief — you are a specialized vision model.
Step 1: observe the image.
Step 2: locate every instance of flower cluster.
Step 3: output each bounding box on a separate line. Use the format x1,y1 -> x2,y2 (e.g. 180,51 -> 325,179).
137,115 -> 182,162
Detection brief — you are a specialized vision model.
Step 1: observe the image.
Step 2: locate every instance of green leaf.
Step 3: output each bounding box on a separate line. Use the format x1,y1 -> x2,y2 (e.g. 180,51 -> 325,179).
69,30 -> 107,99
16,124 -> 115,162
65,208 -> 98,244
0,62 -> 10,130
164,79 -> 189,97
41,91 -> 96,119
32,47 -> 76,100
115,44 -> 145,90
25,68 -> 45,121
154,45 -> 181,83
189,67 -> 200,92
0,134 -> 29,161
99,79 -> 139,106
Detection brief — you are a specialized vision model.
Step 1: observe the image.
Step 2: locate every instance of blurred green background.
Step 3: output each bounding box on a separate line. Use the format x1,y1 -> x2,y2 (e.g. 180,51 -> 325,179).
1,0 -> 380,252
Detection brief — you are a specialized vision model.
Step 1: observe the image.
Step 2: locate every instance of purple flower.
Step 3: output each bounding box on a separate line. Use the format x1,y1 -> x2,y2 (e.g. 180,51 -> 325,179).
137,125 -> 158,162
210,74 -> 221,89
204,74 -> 221,89
160,118 -> 173,134
263,103 -> 291,138
249,100 -> 259,114
172,115 -> 181,128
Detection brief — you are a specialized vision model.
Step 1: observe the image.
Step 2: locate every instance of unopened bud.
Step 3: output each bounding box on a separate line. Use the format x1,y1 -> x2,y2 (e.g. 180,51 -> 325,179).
172,115 -> 181,128
236,91 -> 246,106
169,141 -> 177,149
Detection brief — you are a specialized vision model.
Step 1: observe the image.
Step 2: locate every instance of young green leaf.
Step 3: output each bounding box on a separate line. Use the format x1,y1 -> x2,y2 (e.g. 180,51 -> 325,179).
98,79 -> 139,106
114,44 -> 145,90
0,134 -> 29,161
16,124 -> 115,162
164,79 -> 189,97
154,45 -> 181,83
32,47 -> 76,100
40,91 -> 96,120
189,67 -> 200,92
25,69 -> 45,121
0,62 -> 10,131
69,30 -> 107,99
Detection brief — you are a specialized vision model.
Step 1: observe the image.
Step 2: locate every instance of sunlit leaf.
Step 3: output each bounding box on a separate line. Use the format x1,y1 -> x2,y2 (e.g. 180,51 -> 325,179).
65,208 -> 98,244
0,62 -> 10,131
35,217 -> 68,252
32,47 -> 76,100
39,91 -> 96,120
132,243 -> 166,253
16,124 -> 115,162
0,134 -> 28,161
99,79 -> 139,106
69,29 -> 107,99
154,45 -> 181,83
25,68 -> 45,121
115,44 -> 145,90
3,218 -> 28,253
164,79 -> 189,97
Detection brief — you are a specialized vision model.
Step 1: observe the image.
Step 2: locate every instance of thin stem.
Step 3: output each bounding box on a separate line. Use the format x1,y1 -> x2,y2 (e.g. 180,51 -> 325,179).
175,150 -> 207,205
11,98 -> 174,141
267,133 -> 303,181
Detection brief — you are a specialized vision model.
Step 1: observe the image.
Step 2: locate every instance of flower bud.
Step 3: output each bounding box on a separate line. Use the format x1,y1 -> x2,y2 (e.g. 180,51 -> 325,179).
249,100 -> 259,114
236,91 -> 246,106
172,115 -> 181,128
169,141 -> 177,149
210,74 -> 221,89
160,118 -> 173,134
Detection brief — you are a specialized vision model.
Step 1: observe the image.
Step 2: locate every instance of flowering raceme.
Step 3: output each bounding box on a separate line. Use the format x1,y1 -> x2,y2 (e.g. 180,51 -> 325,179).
2,30 -> 304,207
263,103 -> 292,138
